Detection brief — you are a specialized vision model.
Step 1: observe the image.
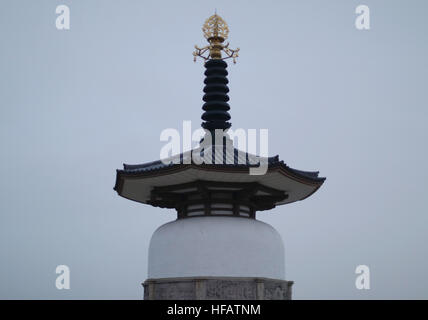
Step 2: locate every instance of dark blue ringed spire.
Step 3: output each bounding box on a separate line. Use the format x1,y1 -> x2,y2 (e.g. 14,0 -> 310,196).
201,59 -> 231,131
193,13 -> 239,133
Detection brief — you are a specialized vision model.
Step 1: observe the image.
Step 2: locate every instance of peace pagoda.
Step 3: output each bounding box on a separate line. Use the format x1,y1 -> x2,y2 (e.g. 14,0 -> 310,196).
114,13 -> 325,300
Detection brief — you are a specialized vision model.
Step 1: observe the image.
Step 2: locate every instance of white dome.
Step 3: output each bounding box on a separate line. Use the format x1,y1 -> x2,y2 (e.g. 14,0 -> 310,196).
148,216 -> 285,279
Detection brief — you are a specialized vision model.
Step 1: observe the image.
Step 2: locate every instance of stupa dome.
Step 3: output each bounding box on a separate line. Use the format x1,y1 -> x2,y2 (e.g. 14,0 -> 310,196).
148,216 -> 285,280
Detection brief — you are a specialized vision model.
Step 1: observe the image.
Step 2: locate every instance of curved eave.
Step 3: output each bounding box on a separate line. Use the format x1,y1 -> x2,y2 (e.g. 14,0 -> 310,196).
114,162 -> 325,208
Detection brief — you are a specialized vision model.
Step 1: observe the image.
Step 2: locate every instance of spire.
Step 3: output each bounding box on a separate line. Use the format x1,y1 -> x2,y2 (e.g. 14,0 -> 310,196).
193,14 -> 239,132
201,59 -> 231,131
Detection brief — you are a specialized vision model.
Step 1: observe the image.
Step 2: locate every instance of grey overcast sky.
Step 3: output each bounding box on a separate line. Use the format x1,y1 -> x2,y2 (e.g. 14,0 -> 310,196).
1,0 -> 427,299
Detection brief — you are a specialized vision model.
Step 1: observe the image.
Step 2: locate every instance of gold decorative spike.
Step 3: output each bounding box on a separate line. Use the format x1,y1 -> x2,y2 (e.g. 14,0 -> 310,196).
193,14 -> 240,63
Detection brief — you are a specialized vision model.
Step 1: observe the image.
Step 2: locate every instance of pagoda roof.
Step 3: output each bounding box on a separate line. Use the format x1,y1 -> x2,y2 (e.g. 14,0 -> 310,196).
114,146 -> 325,209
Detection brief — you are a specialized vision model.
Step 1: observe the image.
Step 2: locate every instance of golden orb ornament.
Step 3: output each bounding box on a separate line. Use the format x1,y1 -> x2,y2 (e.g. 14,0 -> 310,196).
202,14 -> 229,41
193,13 -> 239,63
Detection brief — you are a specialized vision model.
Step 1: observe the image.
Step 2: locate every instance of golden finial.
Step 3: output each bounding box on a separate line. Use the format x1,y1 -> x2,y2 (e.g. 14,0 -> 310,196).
193,13 -> 240,63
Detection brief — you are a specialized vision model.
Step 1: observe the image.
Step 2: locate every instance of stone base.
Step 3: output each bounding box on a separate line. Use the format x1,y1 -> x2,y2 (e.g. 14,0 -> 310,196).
143,277 -> 293,300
